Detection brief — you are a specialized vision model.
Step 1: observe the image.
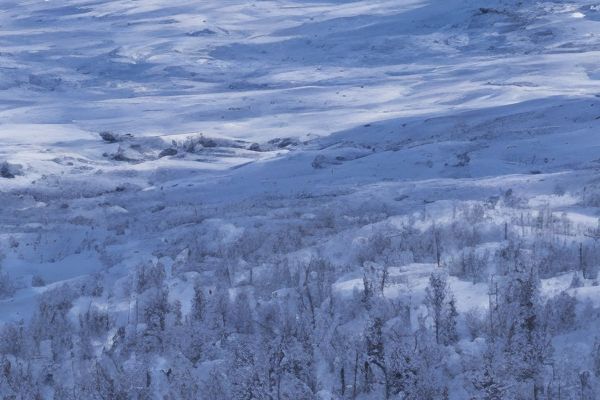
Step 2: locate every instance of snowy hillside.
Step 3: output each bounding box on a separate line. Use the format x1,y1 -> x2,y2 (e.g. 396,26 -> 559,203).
1,0 -> 600,398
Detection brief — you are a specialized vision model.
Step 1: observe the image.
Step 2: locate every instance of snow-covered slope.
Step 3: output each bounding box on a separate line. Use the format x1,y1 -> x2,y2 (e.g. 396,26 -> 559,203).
2,0 -> 600,398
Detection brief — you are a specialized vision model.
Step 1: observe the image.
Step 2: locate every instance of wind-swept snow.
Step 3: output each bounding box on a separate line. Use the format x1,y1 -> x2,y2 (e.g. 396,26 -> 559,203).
2,0 -> 600,398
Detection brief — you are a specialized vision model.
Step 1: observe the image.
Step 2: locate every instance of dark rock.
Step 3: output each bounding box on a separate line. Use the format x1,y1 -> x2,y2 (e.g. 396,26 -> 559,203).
99,131 -> 118,143
159,148 -> 178,158
0,161 -> 23,178
187,29 -> 216,37
99,131 -> 134,143
0,162 -> 14,178
248,143 -> 261,151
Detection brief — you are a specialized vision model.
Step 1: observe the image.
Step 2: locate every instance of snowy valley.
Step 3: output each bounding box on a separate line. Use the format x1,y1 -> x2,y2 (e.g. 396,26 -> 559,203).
1,0 -> 600,398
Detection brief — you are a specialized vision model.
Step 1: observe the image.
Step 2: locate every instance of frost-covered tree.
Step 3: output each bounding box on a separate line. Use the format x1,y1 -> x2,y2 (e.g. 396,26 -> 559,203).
544,291 -> 576,334
425,272 -> 457,346
492,267 -> 553,398
190,278 -> 206,322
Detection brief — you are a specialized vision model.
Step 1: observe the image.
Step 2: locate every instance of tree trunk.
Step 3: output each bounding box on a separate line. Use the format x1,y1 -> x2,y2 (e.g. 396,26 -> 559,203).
340,367 -> 345,397
352,351 -> 359,400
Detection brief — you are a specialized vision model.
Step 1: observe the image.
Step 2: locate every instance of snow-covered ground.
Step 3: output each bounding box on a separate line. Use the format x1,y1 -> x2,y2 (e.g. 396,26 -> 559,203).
2,0 -> 600,398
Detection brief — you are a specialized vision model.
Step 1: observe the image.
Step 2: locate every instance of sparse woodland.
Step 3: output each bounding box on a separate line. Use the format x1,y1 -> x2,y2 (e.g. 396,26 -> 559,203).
2,184 -> 600,399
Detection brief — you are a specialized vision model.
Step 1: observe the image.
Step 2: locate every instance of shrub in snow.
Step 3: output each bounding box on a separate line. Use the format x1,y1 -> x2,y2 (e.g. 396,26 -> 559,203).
79,273 -> 104,297
582,184 -> 600,207
0,267 -> 15,299
31,274 -> 45,287
311,155 -> 327,169
0,322 -> 25,357
29,284 -> 77,358
79,306 -> 109,337
593,338 -> 600,378
135,262 -> 166,293
179,134 -> 217,153
8,236 -> 19,249
450,247 -> 489,283
570,271 -> 584,288
201,367 -> 230,399
464,308 -> 487,340
544,291 -> 576,334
